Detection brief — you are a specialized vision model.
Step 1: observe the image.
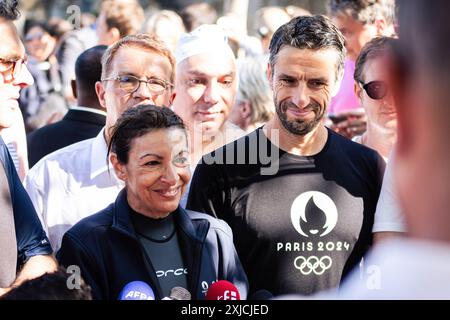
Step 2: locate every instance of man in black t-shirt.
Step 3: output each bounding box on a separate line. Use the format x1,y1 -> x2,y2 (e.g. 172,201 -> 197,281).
187,15 -> 385,296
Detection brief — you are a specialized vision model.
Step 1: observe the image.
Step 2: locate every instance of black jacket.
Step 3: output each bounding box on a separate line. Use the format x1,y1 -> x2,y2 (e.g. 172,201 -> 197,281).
27,108 -> 105,167
57,189 -> 248,300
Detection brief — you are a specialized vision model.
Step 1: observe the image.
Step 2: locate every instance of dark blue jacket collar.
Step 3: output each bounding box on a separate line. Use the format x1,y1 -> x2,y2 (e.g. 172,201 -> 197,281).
111,188 -> 208,243
110,189 -> 210,298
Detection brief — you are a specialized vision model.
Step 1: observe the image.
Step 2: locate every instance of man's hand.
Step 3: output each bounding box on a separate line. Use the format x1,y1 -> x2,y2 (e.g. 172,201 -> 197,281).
329,109 -> 367,139
0,287 -> 11,297
12,255 -> 58,288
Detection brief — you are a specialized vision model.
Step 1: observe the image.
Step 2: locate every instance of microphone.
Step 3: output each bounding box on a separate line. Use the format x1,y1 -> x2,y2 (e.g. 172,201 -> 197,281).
118,281 -> 155,300
162,287 -> 191,300
248,289 -> 273,300
205,280 -> 240,300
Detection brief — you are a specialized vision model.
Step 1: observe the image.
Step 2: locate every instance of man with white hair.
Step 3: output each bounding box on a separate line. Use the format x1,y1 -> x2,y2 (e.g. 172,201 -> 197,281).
172,25 -> 244,206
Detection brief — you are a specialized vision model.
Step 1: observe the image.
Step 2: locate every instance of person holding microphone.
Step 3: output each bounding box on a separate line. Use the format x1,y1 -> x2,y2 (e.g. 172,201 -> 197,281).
57,105 -> 248,300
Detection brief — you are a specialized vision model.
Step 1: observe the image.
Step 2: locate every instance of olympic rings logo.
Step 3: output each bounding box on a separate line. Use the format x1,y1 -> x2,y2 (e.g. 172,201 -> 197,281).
294,256 -> 332,275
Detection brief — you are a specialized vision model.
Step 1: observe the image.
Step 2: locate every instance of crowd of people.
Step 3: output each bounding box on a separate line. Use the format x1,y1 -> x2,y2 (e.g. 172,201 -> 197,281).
0,0 -> 449,301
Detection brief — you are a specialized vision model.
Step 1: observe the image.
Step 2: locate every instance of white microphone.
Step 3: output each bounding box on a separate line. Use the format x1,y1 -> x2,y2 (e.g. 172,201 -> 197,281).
162,287 -> 191,300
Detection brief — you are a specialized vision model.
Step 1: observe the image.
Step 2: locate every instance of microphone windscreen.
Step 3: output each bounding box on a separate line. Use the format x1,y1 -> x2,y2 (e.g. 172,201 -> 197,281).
169,287 -> 191,300
205,280 -> 240,300
118,281 -> 155,300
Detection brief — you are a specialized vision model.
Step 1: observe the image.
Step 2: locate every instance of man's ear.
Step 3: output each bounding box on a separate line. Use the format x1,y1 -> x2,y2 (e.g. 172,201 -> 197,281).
95,81 -> 107,111
110,153 -> 127,181
169,92 -> 176,106
354,81 -> 362,99
110,27 -> 121,43
241,100 -> 252,119
266,63 -> 274,90
71,79 -> 77,99
375,17 -> 388,36
331,69 -> 344,97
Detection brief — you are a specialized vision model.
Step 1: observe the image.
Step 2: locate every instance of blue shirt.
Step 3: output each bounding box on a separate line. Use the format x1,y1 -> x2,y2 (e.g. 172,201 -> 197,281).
0,136 -> 52,265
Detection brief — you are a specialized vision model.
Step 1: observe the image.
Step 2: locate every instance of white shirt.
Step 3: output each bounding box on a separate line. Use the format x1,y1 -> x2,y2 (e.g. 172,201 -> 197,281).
372,151 -> 407,233
24,129 -> 124,252
337,238 -> 450,299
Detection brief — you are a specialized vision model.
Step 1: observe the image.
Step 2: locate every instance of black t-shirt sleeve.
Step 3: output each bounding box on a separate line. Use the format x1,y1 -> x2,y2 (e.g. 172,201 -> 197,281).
57,232 -> 104,299
1,142 -> 53,265
186,161 -> 228,219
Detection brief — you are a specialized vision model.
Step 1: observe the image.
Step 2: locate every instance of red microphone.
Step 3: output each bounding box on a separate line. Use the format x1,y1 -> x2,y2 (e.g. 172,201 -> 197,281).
205,280 -> 240,300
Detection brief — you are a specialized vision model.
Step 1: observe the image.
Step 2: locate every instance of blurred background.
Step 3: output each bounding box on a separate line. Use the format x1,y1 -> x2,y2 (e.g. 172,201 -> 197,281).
18,0 -> 327,30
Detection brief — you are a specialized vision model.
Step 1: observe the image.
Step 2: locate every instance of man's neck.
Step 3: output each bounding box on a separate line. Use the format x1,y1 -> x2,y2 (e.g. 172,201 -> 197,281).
364,124 -> 397,160
103,127 -> 110,146
76,98 -> 104,112
189,122 -> 244,165
263,117 -> 328,156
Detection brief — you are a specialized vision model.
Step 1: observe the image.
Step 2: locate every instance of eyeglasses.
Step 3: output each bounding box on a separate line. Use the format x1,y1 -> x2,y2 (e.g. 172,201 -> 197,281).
359,80 -> 388,100
25,32 -> 45,42
0,57 -> 28,82
102,75 -> 173,95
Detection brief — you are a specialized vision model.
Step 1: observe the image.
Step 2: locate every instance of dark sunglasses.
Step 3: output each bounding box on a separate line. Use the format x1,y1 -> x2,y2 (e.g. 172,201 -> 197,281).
359,80 -> 388,100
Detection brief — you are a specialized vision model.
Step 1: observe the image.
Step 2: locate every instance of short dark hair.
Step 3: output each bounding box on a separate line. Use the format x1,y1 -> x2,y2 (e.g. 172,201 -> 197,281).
269,15 -> 346,80
75,45 -> 107,92
354,36 -> 397,83
108,105 -> 186,165
0,267 -> 92,300
180,3 -> 217,32
0,0 -> 20,21
329,0 -> 396,25
23,20 -> 58,38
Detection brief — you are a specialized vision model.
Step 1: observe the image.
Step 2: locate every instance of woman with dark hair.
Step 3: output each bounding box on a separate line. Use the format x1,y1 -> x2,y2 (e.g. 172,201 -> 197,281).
57,104 -> 248,300
20,20 -> 66,132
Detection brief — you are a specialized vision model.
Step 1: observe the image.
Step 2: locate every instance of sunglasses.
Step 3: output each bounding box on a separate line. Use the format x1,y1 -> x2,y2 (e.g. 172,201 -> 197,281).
25,32 -> 46,42
359,80 -> 388,100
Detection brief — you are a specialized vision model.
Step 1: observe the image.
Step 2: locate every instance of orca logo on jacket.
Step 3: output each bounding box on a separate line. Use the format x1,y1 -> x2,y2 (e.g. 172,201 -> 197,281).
156,268 -> 188,278
290,191 -> 338,238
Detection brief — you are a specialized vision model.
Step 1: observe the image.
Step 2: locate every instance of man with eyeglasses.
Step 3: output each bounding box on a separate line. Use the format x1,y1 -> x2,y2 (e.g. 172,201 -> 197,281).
0,0 -> 57,296
24,34 -> 175,252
